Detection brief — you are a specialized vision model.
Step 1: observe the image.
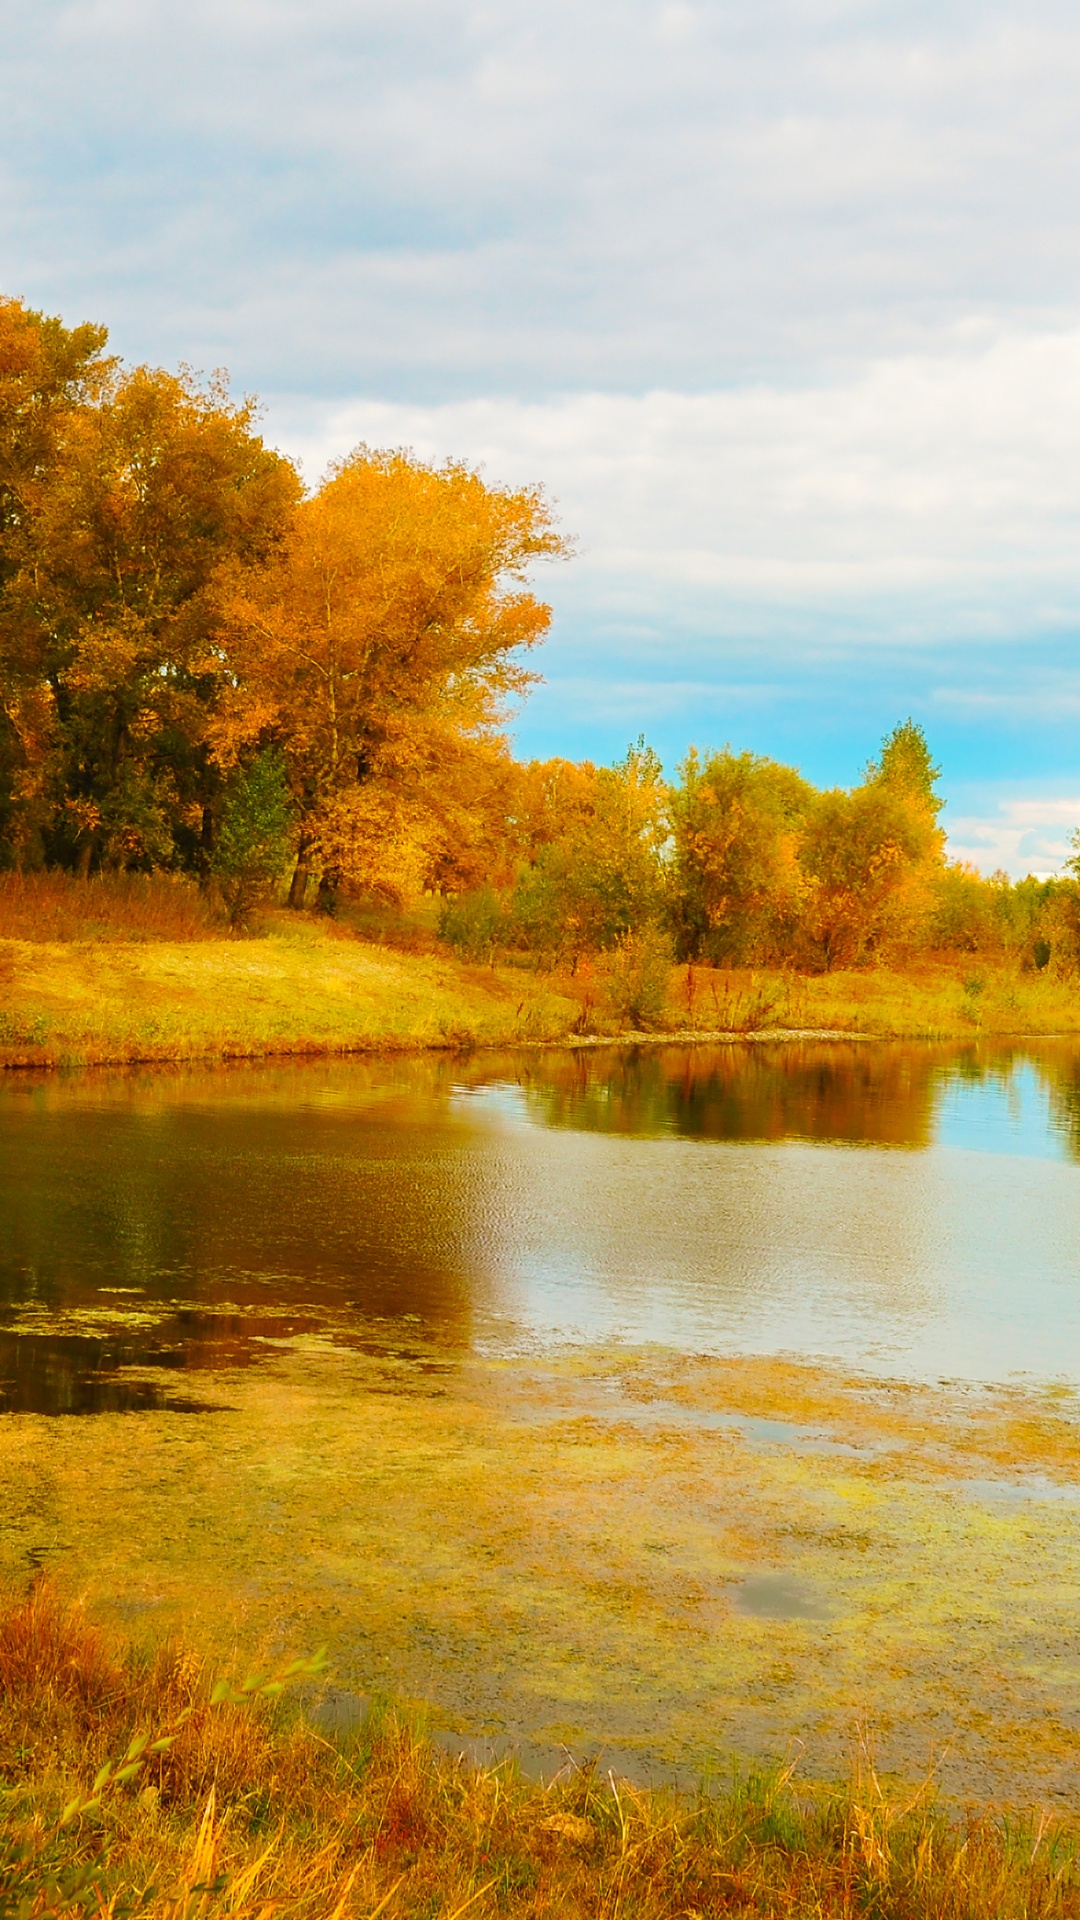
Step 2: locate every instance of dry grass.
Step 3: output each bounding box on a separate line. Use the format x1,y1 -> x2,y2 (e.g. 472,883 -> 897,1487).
0,873 -> 223,943
3,941 -> 1076,1070
4,1582 -> 1080,1920
0,922 -> 579,1066
1,871 -> 1078,1068
653,960 -> 1080,1039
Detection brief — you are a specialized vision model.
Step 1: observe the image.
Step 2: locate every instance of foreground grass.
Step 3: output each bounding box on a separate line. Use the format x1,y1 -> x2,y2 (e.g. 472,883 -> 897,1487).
5,1584 -> 1080,1920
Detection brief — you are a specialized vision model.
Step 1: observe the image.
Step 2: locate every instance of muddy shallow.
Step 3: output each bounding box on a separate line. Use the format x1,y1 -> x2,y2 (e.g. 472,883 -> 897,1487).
4,1043 -> 1080,1800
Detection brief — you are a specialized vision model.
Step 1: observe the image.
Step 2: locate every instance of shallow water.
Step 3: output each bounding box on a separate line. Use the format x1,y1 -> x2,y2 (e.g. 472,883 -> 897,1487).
6,1039 -> 1080,1794
2,1040 -> 1080,1408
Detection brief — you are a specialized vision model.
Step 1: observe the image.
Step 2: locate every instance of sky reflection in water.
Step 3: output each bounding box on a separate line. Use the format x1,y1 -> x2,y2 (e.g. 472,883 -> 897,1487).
1,1041 -> 1079,1409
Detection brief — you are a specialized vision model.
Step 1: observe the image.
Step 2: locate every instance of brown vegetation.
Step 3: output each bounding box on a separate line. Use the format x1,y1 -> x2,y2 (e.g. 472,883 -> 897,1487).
4,1581 -> 1080,1919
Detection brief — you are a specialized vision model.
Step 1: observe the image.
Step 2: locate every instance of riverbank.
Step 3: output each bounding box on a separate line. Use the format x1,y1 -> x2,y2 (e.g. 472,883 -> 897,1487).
2,916 -> 1080,1067
0,923 -> 581,1067
3,1581 -> 1079,1920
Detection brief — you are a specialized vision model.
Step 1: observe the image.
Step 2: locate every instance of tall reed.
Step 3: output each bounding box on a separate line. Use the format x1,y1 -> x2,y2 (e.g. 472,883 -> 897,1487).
0,871 -> 222,943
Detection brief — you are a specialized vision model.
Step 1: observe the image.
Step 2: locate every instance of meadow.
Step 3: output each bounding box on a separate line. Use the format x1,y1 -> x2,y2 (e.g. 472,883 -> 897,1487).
1,872 -> 1079,1071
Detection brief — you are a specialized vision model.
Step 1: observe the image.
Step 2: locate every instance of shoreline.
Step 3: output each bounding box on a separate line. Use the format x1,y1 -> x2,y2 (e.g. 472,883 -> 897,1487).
7,1026 -> 1078,1075
0,1025 -> 869,1072
3,926 -> 1080,1071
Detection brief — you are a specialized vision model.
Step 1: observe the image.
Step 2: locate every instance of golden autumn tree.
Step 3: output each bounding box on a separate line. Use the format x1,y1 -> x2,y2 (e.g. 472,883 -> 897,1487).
506,742 -> 670,964
669,747 -> 814,963
796,721 -> 946,968
216,447 -> 566,907
0,297 -> 113,862
0,303 -> 300,872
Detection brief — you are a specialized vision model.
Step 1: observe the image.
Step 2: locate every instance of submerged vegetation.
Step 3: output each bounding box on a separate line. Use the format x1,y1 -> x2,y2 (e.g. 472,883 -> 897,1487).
7,1324 -> 1080,1808
6,1581 -> 1080,1920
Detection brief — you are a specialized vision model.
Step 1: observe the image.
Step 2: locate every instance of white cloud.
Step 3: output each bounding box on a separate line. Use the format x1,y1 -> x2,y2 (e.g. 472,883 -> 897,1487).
7,0 -> 1080,394
947,797 -> 1080,878
264,324 -> 1080,626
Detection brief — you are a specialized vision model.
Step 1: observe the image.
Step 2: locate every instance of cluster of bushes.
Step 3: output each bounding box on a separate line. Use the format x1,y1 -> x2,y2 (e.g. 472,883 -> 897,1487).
442,727 -> 1080,978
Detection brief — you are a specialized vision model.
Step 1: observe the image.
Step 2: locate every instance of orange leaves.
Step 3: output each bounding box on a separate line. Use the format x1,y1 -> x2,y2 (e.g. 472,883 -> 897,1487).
0,309 -> 301,872
0,298 -> 563,892
220,445 -> 566,897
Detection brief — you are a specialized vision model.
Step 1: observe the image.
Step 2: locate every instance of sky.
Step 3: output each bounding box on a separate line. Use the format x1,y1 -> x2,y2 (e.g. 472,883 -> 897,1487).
4,0 -> 1080,873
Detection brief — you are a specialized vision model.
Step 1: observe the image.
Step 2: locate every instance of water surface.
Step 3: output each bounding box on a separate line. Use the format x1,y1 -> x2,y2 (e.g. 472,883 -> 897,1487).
7,1040 -> 1080,1795
2,1039 -> 1080,1408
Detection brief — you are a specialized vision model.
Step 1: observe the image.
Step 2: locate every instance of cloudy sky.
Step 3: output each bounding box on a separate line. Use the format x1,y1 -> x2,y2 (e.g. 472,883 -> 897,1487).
5,0 -> 1080,871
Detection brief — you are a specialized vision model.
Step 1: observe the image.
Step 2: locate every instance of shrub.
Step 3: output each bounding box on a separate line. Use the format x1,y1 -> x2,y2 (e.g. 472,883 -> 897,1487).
210,750 -> 295,928
597,928 -> 673,1028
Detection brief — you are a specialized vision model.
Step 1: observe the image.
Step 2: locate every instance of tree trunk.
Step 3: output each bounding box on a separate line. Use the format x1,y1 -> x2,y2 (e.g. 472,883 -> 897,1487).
315,865 -> 341,915
287,852 -> 312,909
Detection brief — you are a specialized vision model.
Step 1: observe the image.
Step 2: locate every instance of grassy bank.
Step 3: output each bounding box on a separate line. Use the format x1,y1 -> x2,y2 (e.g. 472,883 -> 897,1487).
4,1583 -> 1080,1920
0,922 -> 580,1067
1,872 -> 1080,1067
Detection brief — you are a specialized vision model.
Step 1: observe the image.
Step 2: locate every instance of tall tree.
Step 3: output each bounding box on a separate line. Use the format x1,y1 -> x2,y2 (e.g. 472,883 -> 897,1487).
0,297 -> 113,863
509,742 -> 669,964
797,724 -> 945,969
216,447 -> 566,905
866,717 -> 943,817
669,748 -> 813,964
0,327 -> 300,872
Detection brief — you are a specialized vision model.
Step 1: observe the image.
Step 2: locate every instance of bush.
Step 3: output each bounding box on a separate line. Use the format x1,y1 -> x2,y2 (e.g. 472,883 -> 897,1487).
597,928 -> 673,1028
439,884 -> 508,961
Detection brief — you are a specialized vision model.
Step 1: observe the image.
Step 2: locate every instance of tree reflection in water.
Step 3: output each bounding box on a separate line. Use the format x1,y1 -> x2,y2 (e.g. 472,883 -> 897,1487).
2,1040 -> 1080,1409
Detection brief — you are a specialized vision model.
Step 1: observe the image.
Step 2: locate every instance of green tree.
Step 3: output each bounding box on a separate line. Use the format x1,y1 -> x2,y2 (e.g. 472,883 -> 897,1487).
510,741 -> 668,965
865,717 -> 943,817
669,747 -> 813,963
928,862 -> 999,953
210,749 -> 295,926
793,723 -> 946,970
797,787 -> 940,970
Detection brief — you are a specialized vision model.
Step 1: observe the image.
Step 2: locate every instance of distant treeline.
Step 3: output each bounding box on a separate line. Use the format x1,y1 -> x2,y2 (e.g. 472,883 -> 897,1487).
1,293 -> 1076,971
442,733 -> 1080,976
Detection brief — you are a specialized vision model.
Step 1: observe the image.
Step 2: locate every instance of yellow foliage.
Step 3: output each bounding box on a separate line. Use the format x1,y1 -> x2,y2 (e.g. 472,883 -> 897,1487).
217,447 -> 566,904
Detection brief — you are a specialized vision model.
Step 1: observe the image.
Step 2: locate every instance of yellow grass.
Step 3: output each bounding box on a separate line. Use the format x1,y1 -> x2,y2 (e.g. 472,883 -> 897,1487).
662,959 -> 1080,1039
2,939 -> 1078,1069
1,871 -> 1078,1067
0,922 -> 579,1066
5,1580 -> 1080,1920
